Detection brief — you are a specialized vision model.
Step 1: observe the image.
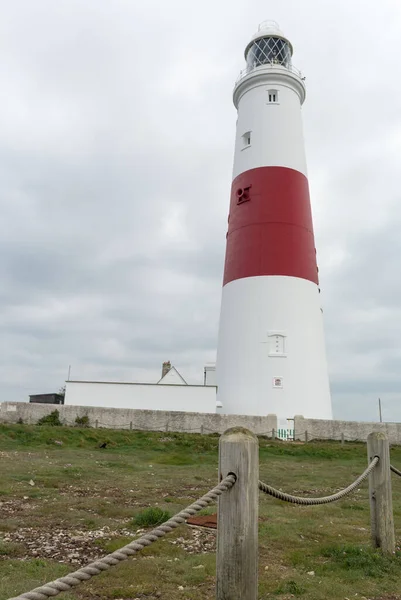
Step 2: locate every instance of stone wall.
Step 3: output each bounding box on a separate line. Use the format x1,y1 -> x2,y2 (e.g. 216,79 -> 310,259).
2,402 -> 400,444
0,402 -> 277,436
294,415 -> 401,445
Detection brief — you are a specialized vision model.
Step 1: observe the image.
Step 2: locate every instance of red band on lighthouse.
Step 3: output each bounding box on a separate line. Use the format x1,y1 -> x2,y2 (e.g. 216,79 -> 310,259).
223,166 -> 319,286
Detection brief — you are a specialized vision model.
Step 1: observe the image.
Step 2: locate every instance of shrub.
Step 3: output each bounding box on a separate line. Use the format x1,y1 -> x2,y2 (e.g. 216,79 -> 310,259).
75,415 -> 90,428
17,417 -> 24,424
0,540 -> 25,557
132,507 -> 171,528
37,410 -> 62,427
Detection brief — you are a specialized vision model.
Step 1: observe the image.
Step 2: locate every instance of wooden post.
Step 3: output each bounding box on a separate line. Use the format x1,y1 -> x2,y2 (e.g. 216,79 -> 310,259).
305,430 -> 308,443
129,421 -> 133,431
165,422 -> 169,432
95,419 -> 98,429
200,424 -> 204,435
216,427 -> 259,600
367,432 -> 395,554
341,432 -> 345,446
272,428 -> 276,440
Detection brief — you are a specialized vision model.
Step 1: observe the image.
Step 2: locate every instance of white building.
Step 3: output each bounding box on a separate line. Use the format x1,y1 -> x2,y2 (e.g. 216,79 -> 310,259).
64,362 -> 217,414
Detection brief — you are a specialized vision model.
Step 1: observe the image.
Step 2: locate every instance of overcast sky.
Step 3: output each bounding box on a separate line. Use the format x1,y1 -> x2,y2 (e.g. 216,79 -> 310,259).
1,0 -> 401,422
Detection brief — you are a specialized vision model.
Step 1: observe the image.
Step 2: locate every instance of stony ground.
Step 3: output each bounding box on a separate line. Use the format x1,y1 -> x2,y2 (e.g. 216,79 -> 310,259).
1,424 -> 401,600
0,512 -> 216,565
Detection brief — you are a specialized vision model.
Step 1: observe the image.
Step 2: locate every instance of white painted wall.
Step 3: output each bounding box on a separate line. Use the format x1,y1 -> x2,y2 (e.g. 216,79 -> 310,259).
217,276 -> 332,419
232,68 -> 307,179
65,381 -> 217,414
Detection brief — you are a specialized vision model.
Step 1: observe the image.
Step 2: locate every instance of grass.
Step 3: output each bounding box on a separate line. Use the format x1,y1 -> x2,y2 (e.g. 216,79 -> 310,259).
1,424 -> 401,599
320,544 -> 401,578
274,579 -> 306,596
132,507 -> 172,528
0,540 -> 24,557
0,560 -> 76,600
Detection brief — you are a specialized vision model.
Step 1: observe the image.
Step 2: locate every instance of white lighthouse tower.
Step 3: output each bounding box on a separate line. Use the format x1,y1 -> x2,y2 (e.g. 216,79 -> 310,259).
216,21 -> 332,423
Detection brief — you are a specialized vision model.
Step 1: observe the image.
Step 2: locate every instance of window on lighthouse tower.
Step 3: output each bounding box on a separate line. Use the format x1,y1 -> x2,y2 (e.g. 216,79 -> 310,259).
268,89 -> 278,103
268,333 -> 286,356
241,131 -> 251,148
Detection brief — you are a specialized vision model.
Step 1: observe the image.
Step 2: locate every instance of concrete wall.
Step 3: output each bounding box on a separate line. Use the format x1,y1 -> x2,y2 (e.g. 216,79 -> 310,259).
0,402 -> 278,436
294,415 -> 401,445
64,381 -> 217,414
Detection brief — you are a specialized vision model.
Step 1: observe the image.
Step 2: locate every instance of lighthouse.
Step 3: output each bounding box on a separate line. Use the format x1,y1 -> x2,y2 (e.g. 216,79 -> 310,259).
216,21 -> 332,424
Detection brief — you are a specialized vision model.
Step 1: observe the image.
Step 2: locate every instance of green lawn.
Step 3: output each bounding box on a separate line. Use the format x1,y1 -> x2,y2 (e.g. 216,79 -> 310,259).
1,423 -> 401,600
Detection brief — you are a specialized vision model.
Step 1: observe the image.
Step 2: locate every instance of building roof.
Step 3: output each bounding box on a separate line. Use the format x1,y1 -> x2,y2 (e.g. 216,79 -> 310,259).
157,366 -> 187,385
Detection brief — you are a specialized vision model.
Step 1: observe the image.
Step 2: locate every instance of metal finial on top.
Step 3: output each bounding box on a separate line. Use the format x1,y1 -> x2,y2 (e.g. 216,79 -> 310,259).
258,20 -> 280,32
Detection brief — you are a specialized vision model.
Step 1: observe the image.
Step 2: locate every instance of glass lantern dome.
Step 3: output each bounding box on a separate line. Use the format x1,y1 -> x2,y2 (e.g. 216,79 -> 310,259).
244,21 -> 293,70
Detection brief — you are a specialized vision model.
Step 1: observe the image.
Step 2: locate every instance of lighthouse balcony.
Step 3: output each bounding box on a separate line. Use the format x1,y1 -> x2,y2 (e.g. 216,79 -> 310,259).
233,61 -> 306,107
235,61 -> 304,86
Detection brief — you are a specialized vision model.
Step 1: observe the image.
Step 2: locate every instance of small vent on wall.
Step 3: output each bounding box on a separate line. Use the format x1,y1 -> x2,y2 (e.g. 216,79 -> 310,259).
236,185 -> 251,204
272,377 -> 283,389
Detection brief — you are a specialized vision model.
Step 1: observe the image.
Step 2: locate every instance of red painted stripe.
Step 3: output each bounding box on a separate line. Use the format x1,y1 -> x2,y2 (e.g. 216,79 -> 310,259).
223,166 -> 319,286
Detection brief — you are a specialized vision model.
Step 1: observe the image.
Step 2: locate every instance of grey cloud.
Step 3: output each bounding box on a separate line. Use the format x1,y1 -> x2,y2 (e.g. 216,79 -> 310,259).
1,0 -> 401,421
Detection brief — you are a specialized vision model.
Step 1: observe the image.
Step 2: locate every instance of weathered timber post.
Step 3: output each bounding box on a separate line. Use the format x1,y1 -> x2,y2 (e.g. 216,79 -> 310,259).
200,424 -> 204,435
341,432 -> 345,446
272,428 -> 276,440
95,419 -> 98,429
130,421 -> 133,430
305,430 -> 308,443
367,432 -> 395,554
216,427 -> 259,600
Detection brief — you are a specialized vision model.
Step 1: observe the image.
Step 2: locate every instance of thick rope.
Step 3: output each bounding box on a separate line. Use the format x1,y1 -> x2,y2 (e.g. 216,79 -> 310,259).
9,474 -> 236,600
390,464 -> 401,477
258,456 -> 379,505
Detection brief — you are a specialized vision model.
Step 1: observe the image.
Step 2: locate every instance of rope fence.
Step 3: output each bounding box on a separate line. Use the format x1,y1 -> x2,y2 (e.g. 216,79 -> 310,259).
5,428 -> 401,600
390,464 -> 401,477
258,456 -> 378,505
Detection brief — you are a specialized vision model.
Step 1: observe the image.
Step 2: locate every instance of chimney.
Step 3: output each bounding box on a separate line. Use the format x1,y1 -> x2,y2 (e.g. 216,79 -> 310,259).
162,361 -> 171,378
